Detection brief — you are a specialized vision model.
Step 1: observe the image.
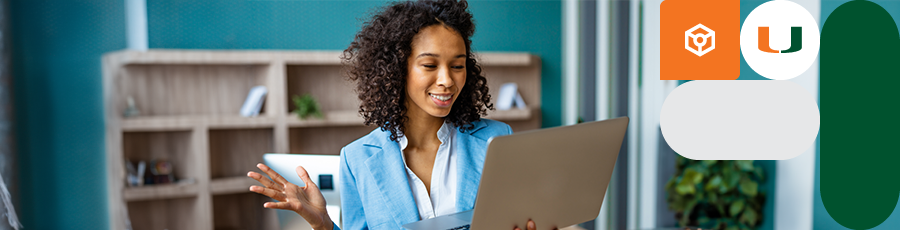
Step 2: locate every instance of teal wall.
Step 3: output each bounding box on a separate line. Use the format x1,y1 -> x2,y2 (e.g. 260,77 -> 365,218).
147,0 -> 563,128
10,0 -> 125,229
739,0 -> 771,81
816,2 -> 900,230
10,0 -> 561,229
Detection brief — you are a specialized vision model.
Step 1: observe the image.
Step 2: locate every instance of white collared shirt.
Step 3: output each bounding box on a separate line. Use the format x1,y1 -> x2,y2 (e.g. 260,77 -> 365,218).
399,121 -> 458,220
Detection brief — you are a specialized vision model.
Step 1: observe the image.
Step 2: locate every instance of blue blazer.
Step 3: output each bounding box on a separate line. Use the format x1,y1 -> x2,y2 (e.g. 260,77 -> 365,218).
335,119 -> 512,230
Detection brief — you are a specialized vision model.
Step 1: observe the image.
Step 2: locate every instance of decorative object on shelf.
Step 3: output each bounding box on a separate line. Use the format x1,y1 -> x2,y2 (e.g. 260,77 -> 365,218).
240,85 -> 268,117
292,94 -> 323,119
147,160 -> 175,184
665,156 -> 766,230
125,160 -> 146,187
123,96 -> 140,117
496,82 -> 527,110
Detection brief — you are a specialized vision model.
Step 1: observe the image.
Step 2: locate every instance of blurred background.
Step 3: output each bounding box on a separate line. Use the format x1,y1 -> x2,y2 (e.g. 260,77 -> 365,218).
0,0 -> 897,230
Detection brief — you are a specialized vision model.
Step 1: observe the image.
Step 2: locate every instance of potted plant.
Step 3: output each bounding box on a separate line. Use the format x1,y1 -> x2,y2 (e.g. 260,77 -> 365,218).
292,94 -> 323,119
665,156 -> 766,230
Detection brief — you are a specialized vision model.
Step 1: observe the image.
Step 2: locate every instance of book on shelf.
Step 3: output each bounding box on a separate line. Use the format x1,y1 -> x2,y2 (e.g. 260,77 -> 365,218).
497,82 -> 527,110
240,85 -> 268,117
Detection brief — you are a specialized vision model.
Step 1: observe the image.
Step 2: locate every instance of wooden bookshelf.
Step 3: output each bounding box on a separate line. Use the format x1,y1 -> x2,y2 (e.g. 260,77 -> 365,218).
104,49 -> 542,230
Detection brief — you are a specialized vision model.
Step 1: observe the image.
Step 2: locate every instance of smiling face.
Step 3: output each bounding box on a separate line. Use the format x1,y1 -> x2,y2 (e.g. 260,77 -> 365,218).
405,24 -> 468,119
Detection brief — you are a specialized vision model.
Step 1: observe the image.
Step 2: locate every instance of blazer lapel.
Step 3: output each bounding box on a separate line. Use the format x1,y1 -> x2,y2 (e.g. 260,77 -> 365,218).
456,123 -> 488,212
364,139 -> 420,226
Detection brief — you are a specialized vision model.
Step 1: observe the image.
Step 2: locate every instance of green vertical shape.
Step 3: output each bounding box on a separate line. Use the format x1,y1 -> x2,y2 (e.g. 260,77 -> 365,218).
821,1 -> 900,229
782,27 -> 803,53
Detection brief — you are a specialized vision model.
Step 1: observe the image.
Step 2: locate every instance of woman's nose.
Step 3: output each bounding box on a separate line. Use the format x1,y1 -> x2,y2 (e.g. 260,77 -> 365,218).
436,66 -> 454,88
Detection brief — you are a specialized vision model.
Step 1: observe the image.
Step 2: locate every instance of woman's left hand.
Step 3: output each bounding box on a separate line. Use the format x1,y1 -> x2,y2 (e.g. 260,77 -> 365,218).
248,163 -> 333,230
513,220 -> 559,230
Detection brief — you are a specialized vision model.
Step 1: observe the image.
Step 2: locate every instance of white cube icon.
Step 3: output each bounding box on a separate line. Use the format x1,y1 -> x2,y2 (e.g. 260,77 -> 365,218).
685,24 -> 715,57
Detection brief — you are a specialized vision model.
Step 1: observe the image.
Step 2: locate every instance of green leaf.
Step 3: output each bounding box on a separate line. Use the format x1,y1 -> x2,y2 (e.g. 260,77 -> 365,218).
740,208 -> 758,225
685,168 -> 704,184
730,199 -> 745,217
705,175 -> 723,192
736,160 -> 755,171
719,175 -> 731,193
676,177 -> 696,195
740,177 -> 759,197
692,164 -> 709,176
726,225 -> 739,230
676,168 -> 703,195
722,164 -> 732,175
728,172 -> 741,188
683,168 -> 698,179
703,160 -> 718,166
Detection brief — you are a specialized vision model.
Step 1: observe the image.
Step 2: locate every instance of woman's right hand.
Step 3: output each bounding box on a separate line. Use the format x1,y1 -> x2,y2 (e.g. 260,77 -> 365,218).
248,163 -> 333,230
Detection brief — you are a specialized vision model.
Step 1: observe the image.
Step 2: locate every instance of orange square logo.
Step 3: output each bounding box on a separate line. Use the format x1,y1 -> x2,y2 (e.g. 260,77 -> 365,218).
661,0 -> 740,80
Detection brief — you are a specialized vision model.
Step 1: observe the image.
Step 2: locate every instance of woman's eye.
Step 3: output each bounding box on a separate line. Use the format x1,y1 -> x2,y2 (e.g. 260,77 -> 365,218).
452,65 -> 465,69
423,65 -> 437,68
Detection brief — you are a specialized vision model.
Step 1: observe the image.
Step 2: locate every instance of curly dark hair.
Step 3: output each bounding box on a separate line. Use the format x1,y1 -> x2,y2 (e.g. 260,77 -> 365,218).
342,0 -> 493,141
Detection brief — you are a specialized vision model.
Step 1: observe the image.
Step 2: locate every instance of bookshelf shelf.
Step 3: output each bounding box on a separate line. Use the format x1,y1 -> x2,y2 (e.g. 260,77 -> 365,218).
485,108 -> 536,121
121,115 -> 278,131
210,176 -> 259,195
104,49 -> 541,230
124,183 -> 199,202
286,110 -> 365,127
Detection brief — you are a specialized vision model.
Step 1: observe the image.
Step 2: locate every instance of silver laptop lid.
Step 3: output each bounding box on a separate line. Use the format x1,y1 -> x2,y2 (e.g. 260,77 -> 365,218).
470,117 -> 628,230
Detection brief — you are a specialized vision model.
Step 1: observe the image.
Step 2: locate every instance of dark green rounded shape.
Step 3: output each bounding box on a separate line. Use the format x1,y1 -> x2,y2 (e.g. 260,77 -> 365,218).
821,1 -> 900,229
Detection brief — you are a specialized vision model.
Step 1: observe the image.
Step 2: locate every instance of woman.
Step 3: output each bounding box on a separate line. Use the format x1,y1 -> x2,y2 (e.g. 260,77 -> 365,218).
248,1 -> 544,229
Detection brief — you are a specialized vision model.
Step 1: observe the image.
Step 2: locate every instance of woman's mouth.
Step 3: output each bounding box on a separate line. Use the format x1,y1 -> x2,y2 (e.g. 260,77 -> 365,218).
429,93 -> 453,107
429,93 -> 451,101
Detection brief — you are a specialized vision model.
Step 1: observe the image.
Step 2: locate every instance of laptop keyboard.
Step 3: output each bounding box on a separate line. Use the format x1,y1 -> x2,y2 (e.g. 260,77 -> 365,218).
448,224 -> 471,230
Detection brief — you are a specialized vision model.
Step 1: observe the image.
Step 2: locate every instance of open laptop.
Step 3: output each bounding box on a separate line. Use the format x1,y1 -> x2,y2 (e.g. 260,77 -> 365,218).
403,116 -> 629,230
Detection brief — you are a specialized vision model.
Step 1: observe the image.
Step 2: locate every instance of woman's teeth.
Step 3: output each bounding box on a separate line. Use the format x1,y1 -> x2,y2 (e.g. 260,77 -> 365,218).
430,93 -> 451,101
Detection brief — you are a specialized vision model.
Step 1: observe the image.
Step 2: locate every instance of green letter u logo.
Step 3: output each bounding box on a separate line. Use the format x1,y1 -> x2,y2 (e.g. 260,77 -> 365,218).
758,27 -> 802,53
